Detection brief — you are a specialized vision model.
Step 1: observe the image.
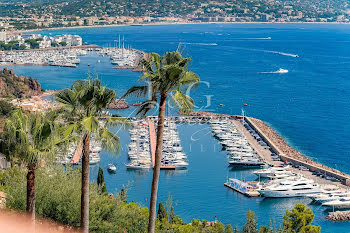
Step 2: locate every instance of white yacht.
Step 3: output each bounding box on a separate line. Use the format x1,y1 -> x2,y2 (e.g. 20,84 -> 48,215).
107,164 -> 117,172
253,166 -> 291,178
229,157 -> 265,167
322,198 -> 350,209
258,178 -> 321,198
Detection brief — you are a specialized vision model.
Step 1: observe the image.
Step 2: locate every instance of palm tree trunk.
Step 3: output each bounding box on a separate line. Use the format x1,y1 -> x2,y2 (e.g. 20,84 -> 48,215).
26,167 -> 35,222
81,133 -> 90,233
148,91 -> 167,233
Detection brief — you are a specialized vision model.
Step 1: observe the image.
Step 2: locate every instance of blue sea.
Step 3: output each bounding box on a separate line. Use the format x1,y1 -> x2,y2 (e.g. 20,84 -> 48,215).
6,23 -> 350,232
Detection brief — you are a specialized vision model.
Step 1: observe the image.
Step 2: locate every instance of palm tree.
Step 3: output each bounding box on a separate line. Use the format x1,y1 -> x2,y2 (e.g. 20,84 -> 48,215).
56,78 -> 125,233
122,50 -> 200,233
0,110 -> 63,222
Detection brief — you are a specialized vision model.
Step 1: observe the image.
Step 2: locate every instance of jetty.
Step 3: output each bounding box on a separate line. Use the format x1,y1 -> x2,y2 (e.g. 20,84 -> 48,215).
183,111 -> 350,187
224,178 -> 260,197
245,117 -> 350,186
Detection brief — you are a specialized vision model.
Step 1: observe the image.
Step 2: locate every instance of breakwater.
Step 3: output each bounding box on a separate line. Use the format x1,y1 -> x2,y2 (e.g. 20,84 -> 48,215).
327,211 -> 350,221
245,117 -> 350,186
185,111 -> 350,187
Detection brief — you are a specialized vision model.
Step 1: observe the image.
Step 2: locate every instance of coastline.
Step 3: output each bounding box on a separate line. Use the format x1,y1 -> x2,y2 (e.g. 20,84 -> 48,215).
11,21 -> 350,34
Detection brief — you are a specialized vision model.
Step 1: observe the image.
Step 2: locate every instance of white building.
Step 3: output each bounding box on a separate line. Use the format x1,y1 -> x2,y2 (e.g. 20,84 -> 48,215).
0,32 -> 5,42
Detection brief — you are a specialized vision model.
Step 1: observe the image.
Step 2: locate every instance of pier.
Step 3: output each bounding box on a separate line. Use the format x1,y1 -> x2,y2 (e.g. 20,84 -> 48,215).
180,111 -> 350,187
224,178 -> 260,197
245,117 -> 350,186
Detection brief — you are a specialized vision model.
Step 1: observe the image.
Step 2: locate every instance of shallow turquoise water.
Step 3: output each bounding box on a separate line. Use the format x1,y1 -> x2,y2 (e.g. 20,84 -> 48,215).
6,23 -> 350,231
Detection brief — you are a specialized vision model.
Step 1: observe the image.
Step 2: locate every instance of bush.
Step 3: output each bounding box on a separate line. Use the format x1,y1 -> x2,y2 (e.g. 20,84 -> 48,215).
0,100 -> 16,116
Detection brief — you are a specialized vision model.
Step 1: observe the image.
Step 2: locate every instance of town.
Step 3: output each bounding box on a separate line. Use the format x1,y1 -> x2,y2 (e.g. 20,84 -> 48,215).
0,32 -> 83,50
0,0 -> 349,32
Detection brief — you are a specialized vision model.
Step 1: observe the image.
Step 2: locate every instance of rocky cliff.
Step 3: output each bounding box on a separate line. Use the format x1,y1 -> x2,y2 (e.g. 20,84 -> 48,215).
0,68 -> 42,98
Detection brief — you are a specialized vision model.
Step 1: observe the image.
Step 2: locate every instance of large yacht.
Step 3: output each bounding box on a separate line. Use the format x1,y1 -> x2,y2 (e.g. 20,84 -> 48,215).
258,178 -> 322,198
253,166 -> 292,178
322,197 -> 350,209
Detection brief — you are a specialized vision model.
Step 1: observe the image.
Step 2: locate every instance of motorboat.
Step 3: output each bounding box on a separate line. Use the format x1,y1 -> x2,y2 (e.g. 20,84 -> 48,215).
107,164 -> 117,172
322,197 -> 350,209
258,178 -> 321,198
253,166 -> 291,178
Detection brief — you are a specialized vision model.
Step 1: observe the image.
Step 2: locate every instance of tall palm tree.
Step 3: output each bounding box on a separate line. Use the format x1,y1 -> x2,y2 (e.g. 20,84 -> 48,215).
0,110 -> 63,222
56,78 -> 125,233
123,50 -> 200,233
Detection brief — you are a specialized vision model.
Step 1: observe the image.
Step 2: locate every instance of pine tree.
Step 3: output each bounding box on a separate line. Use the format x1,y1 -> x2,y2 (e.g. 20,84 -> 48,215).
234,225 -> 240,233
242,210 -> 258,233
283,204 -> 321,233
118,187 -> 128,202
97,167 -> 107,194
157,202 -> 168,222
225,224 -> 234,233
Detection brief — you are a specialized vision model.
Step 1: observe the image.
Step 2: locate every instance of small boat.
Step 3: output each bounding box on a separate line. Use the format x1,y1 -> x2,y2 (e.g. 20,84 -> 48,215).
276,68 -> 288,74
107,164 -> 117,172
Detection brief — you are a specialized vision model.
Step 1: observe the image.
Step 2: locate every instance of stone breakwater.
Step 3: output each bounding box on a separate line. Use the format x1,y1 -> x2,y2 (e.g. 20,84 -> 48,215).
248,117 -> 350,181
188,110 -> 350,185
326,211 -> 350,221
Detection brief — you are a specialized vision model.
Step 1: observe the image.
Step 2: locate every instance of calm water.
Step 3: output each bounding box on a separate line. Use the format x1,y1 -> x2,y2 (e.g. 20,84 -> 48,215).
6,23 -> 350,231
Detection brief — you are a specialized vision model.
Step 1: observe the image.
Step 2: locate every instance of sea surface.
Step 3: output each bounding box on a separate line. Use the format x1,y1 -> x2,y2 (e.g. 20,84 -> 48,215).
6,23 -> 350,232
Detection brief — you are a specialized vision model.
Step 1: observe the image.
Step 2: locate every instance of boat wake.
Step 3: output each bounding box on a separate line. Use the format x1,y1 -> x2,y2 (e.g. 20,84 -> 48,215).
261,68 -> 289,74
181,42 -> 218,46
236,37 -> 272,40
230,46 -> 299,58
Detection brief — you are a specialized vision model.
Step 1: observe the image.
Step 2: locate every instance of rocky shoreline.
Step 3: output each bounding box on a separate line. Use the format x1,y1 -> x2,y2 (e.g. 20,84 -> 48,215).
326,211 -> 350,221
109,99 -> 130,109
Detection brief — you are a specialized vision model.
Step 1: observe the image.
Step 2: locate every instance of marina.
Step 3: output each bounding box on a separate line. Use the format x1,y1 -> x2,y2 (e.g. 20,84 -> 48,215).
4,24 -> 350,231
0,45 -> 146,70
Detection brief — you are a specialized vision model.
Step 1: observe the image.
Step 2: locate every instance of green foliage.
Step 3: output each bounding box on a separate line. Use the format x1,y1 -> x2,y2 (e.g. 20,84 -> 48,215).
97,167 -> 107,194
282,204 -> 320,233
59,41 -> 67,46
242,210 -> 258,233
118,187 -> 128,202
157,202 -> 168,222
122,50 -> 200,116
0,166 -> 149,232
225,224 -> 233,233
0,100 -> 16,116
0,110 -> 63,168
24,39 -> 40,49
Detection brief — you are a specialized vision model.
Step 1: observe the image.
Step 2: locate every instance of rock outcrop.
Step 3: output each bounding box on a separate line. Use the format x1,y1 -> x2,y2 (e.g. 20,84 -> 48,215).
109,99 -> 130,109
0,68 -> 42,99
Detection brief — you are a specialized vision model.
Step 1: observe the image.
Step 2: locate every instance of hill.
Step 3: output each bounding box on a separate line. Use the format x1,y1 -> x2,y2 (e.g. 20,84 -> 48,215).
0,68 -> 42,99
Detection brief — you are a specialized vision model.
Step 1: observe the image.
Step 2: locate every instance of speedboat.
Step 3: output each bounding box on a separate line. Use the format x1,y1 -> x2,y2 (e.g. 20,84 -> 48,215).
107,164 -> 117,172
258,178 -> 321,198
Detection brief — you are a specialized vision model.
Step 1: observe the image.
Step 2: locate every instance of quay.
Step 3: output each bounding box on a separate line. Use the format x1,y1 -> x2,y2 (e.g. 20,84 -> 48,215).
245,117 -> 350,186
180,111 -> 350,187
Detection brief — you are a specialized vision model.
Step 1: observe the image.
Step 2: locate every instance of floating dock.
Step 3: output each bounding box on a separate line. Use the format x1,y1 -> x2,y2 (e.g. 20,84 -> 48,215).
224,178 -> 260,197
